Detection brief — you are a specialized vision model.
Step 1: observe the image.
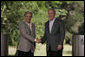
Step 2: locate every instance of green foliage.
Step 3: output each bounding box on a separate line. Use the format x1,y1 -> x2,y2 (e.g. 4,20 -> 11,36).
1,1 -> 84,46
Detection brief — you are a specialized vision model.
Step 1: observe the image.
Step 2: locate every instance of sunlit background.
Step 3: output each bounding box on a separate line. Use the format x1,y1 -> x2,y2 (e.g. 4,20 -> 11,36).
1,1 -> 84,56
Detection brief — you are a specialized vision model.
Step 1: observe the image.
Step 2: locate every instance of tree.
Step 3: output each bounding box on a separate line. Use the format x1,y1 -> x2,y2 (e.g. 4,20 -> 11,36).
1,1 -> 84,46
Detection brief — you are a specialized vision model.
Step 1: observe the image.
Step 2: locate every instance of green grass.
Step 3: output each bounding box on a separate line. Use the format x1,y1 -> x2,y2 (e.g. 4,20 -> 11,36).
8,44 -> 72,56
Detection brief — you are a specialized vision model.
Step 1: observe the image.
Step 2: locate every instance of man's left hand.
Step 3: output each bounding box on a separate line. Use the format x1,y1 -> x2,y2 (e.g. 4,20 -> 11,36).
57,45 -> 62,50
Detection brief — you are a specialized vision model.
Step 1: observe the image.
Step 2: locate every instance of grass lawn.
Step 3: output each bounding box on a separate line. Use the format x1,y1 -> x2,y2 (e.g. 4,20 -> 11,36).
8,44 -> 72,56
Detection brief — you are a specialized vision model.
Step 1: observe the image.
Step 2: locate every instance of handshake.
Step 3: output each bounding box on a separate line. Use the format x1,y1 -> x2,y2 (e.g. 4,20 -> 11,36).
35,38 -> 41,43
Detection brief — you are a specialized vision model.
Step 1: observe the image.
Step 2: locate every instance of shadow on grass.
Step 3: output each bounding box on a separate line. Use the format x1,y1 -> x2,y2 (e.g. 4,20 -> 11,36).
8,55 -> 15,56
64,50 -> 72,54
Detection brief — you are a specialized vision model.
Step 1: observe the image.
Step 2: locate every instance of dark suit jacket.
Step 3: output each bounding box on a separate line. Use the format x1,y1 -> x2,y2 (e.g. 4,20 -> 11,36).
41,17 -> 65,52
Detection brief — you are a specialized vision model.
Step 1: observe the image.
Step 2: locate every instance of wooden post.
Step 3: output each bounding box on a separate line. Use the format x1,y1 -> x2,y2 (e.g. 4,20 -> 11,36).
72,35 -> 84,56
1,34 -> 9,56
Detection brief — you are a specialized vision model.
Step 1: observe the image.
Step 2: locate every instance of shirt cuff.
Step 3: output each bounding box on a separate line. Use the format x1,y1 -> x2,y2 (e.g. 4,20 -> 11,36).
34,39 -> 36,42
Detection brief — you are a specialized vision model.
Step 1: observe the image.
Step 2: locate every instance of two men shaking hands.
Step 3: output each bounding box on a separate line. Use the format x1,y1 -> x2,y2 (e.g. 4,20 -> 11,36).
16,8 -> 65,56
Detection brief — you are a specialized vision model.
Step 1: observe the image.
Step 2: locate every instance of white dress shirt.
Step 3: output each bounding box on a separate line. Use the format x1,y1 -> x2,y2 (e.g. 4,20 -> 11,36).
26,22 -> 36,42
49,18 -> 56,33
26,22 -> 32,32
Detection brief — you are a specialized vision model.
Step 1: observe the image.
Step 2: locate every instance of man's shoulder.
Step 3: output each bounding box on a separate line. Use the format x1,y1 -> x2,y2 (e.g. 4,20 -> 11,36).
19,21 -> 25,26
32,23 -> 35,26
56,17 -> 64,23
45,21 -> 49,25
56,17 -> 62,21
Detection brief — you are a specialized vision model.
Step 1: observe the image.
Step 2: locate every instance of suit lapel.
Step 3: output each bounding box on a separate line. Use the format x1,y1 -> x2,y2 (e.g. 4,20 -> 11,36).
47,19 -> 56,34
51,18 -> 57,34
24,21 -> 31,33
46,21 -> 50,34
31,23 -> 34,35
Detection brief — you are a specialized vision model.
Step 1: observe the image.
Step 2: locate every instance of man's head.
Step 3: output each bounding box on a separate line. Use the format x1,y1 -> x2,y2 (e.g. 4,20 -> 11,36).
48,8 -> 56,20
24,11 -> 32,23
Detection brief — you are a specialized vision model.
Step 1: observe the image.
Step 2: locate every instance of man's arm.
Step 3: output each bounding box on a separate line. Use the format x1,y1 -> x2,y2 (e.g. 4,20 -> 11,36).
57,20 -> 65,50
41,23 -> 47,44
35,23 -> 47,44
59,20 -> 65,45
33,24 -> 36,38
19,23 -> 35,43
41,31 -> 47,44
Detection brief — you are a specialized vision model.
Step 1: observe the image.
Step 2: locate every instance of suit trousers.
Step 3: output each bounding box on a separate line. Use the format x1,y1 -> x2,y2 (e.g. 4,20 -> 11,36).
47,50 -> 63,56
47,45 -> 63,56
15,50 -> 33,56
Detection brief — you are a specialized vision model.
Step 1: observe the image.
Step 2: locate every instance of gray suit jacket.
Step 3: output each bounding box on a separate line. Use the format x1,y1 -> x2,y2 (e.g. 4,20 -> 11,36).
17,21 -> 36,52
41,17 -> 65,52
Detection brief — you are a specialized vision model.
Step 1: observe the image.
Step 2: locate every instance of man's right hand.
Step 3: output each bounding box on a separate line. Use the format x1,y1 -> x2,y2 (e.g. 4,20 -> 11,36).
35,38 -> 41,43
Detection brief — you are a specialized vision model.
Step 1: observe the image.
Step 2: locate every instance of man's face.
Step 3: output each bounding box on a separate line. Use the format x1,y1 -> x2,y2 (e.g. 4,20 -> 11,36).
25,13 -> 32,23
48,10 -> 55,20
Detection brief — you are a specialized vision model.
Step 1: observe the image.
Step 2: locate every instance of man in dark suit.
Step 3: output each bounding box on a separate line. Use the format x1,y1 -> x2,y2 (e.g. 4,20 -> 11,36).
36,8 -> 65,56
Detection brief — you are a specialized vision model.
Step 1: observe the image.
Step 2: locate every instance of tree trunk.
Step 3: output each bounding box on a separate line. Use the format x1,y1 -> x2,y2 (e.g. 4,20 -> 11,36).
1,34 -> 9,56
72,35 -> 84,56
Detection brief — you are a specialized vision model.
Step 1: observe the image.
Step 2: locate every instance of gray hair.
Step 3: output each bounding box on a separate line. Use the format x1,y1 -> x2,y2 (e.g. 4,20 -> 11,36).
24,11 -> 32,17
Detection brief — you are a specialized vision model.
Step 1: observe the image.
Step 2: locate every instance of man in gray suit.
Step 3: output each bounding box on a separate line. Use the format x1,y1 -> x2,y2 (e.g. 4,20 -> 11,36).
16,11 -> 37,56
37,8 -> 65,56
